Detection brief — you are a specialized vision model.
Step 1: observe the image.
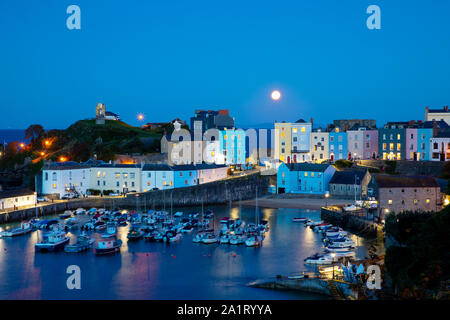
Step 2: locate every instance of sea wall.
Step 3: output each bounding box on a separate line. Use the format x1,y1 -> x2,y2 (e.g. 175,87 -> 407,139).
0,173 -> 270,224
321,208 -> 383,238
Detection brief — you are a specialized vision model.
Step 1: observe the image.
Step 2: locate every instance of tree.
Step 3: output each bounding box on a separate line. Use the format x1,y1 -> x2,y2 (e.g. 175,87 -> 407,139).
25,124 -> 45,144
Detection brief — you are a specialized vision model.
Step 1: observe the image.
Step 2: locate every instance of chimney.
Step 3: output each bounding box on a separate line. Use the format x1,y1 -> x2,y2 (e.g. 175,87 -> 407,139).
310,117 -> 313,127
433,120 -> 438,137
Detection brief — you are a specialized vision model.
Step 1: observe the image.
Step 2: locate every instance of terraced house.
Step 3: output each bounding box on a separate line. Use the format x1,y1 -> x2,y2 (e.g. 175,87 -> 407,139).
274,119 -> 312,163
328,127 -> 348,161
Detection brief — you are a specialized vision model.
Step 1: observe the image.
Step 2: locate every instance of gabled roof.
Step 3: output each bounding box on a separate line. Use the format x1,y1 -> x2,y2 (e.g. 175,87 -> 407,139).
372,174 -> 439,188
295,118 -> 307,123
284,163 -> 331,172
142,164 -> 173,171
0,189 -> 35,200
330,170 -> 367,185
171,164 -> 198,171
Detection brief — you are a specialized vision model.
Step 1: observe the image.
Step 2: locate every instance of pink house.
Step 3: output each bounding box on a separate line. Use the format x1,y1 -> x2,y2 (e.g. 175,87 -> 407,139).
363,130 -> 378,159
197,164 -> 228,184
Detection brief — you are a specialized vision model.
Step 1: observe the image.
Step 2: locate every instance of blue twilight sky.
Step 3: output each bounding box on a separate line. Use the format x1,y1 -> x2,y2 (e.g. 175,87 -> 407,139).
0,0 -> 450,130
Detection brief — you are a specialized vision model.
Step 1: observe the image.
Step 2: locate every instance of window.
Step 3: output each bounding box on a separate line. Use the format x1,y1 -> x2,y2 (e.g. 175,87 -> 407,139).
180,172 -> 183,177
311,172 -> 314,177
97,171 -> 101,178
388,199 -> 392,204
281,132 -> 285,138
397,134 -> 401,140
130,173 -> 135,179
103,181 -> 106,186
115,172 -> 120,179
52,172 -> 57,181
330,136 -> 334,142
389,143 -> 394,150
97,181 -> 100,186
189,171 -> 192,177
147,182 -> 150,186
147,172 -> 151,178
132,182 -> 135,187
117,181 -> 120,187
52,184 -> 56,189
292,127 -> 298,133
293,137 -> 297,142
45,172 -> 48,181
304,172 -> 308,177
414,199 -> 418,205
185,180 -> 188,185
123,173 -> 128,179
383,143 -> 387,150
426,198 -> 430,204
338,136 -> 342,142
397,143 -> 401,150
301,127 -> 306,133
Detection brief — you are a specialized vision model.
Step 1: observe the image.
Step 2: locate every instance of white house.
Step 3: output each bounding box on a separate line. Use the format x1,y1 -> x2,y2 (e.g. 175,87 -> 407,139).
0,189 -> 37,211
277,163 -> 336,194
42,162 -> 91,197
196,164 -> 228,184
141,164 -> 175,191
90,164 -> 141,194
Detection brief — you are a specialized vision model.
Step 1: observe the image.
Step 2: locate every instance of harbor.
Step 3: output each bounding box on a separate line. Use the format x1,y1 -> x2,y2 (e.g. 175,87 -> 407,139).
0,203 -> 382,300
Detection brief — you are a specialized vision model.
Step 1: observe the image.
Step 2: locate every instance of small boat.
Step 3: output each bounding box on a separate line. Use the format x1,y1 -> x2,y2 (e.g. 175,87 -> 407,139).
307,220 -> 323,227
202,233 -> 218,244
0,222 -> 33,237
174,212 -> 183,218
230,234 -> 245,245
192,232 -> 206,243
287,274 -> 306,280
87,208 -> 97,215
35,230 -> 70,252
59,211 -> 73,219
64,232 -> 95,253
219,234 -> 230,244
181,224 -> 194,233
144,231 -> 159,241
304,254 -> 333,265
220,217 -> 231,224
94,238 -> 122,255
293,217 -> 307,223
163,230 -> 182,243
245,234 -> 263,247
64,217 -> 79,231
203,210 -> 214,219
74,208 -> 86,215
102,223 -> 117,238
94,221 -> 106,231
127,228 -> 144,241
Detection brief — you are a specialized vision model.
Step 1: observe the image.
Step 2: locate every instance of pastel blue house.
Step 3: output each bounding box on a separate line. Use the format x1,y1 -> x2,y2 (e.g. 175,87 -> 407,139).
219,129 -> 246,164
173,165 -> 198,188
417,128 -> 432,161
329,128 -> 348,161
277,163 -> 336,194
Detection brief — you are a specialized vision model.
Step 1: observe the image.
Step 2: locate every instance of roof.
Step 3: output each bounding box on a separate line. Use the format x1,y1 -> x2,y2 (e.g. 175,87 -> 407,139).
105,111 -> 119,117
194,163 -> 228,170
95,164 -> 139,169
0,189 -> 35,200
419,120 -> 449,129
372,175 -> 440,188
330,170 -> 367,185
295,118 -> 307,123
284,163 -> 331,172
427,107 -> 450,113
43,161 -> 91,170
142,164 -> 173,171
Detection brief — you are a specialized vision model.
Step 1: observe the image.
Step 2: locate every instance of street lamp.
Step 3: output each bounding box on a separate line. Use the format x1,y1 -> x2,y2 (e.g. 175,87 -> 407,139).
330,252 -> 336,279
138,114 -> 144,127
325,192 -> 330,207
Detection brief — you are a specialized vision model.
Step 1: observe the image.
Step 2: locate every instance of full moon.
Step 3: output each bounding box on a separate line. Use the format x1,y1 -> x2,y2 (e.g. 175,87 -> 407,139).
271,90 -> 281,101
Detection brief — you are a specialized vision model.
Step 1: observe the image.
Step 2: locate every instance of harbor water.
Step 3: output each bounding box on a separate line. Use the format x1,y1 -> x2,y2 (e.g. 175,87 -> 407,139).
0,206 -> 381,299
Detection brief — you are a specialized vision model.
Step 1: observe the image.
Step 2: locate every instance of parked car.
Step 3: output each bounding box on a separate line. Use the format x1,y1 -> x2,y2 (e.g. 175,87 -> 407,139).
109,193 -> 120,196
37,196 -> 50,203
61,193 -> 77,200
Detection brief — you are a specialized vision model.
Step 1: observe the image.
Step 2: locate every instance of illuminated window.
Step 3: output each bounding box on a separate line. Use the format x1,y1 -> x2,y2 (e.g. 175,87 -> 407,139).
414,199 -> 418,205
301,127 -> 306,133
170,181 -> 173,186
397,143 -> 401,150
389,143 -> 394,150
163,181 -> 166,186
311,172 -> 314,177
426,198 -> 430,204
282,172 -> 285,177
97,171 -> 101,178
52,184 -> 56,189
397,134 -> 401,140
388,199 -> 392,204
147,182 -> 150,186
281,132 -> 285,138
103,172 -> 106,178
304,172 -> 308,177
224,135 -> 227,140
115,172 -> 120,179
292,128 -> 298,133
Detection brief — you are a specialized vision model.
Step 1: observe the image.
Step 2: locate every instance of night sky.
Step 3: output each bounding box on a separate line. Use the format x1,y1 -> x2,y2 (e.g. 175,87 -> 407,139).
1,0 -> 450,129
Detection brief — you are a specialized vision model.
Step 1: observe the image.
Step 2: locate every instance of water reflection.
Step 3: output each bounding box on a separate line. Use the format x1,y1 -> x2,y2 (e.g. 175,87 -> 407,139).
0,206 -> 383,300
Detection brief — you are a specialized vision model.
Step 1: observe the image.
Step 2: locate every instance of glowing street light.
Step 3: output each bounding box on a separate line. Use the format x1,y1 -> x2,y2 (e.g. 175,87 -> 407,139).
59,156 -> 67,162
19,143 -> 25,148
137,114 -> 144,127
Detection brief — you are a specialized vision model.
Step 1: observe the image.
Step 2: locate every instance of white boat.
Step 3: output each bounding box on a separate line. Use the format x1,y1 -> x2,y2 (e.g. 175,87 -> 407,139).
35,230 -> 70,252
325,230 -> 347,237
292,217 -> 307,223
334,251 -> 356,259
174,212 -> 183,217
0,222 -> 32,237
219,234 -> 230,244
74,208 -> 86,215
304,254 -> 333,265
306,220 -> 323,227
192,232 -> 205,243
102,223 -> 117,238
328,238 -> 355,248
94,238 -> 122,255
59,211 -> 73,219
230,235 -> 246,245
201,234 -> 218,244
245,234 -> 262,247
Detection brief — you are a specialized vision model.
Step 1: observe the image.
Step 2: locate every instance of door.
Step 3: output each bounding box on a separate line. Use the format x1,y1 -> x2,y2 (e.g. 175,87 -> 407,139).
278,187 -> 285,194
330,154 -> 334,162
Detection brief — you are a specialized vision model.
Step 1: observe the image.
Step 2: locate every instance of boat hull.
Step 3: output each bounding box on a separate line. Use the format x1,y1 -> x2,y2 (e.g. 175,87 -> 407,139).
35,238 -> 70,252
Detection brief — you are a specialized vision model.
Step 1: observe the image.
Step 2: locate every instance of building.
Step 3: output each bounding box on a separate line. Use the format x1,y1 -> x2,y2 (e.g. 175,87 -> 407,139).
42,162 -> 91,197
328,128 -> 348,161
141,164 -> 174,191
277,163 -> 336,194
190,109 -> 235,133
333,119 -> 376,131
310,129 -> 329,163
217,129 -> 246,165
90,164 -> 141,194
172,165 -> 198,188
105,111 -> 120,121
274,119 -> 312,163
430,132 -> 450,161
0,189 -> 36,211
347,126 -> 378,160
378,121 -> 412,160
367,175 -> 441,219
329,170 -> 371,199
196,164 -> 228,184
425,106 -> 450,125
163,133 -> 207,165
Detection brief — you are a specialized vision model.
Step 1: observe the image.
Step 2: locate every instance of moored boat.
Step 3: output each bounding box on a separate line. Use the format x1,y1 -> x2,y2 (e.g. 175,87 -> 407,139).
35,230 -> 70,252
94,238 -> 122,255
64,232 -> 95,253
293,217 -> 307,223
0,222 -> 32,237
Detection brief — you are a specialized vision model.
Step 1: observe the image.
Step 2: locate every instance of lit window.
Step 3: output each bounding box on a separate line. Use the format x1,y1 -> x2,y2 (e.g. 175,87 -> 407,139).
301,127 -> 306,133
414,199 -> 418,205
426,198 -> 430,204
388,199 -> 392,204
292,128 -> 297,133
397,134 -> 401,140
52,184 -> 56,189
304,172 -> 308,177
281,132 -> 285,138
97,171 -> 101,178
